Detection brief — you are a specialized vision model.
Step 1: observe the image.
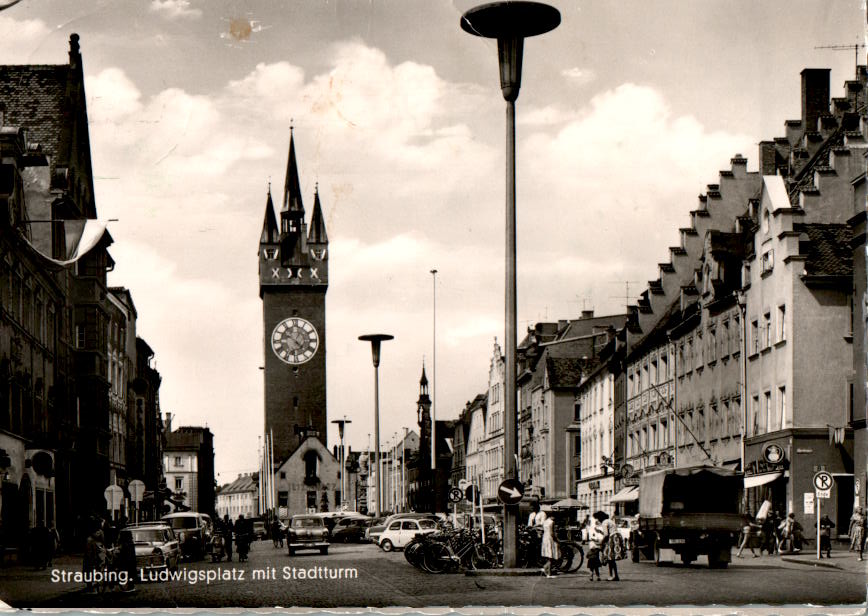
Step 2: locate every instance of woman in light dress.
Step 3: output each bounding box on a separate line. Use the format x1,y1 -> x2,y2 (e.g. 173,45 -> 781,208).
540,513 -> 559,578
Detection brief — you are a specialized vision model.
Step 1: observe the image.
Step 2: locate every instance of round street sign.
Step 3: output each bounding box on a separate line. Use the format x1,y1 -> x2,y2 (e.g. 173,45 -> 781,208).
497,478 -> 524,505
465,485 -> 478,502
813,471 -> 834,492
104,484 -> 123,511
129,479 -> 145,503
449,488 -> 463,503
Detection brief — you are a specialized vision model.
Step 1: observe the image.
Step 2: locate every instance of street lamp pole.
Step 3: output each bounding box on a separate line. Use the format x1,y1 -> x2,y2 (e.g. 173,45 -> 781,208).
430,269 -> 438,472
359,334 -> 394,519
461,1 -> 560,569
332,417 -> 352,510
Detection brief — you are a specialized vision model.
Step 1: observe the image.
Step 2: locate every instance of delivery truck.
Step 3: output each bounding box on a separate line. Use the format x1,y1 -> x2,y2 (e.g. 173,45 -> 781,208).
630,465 -> 744,568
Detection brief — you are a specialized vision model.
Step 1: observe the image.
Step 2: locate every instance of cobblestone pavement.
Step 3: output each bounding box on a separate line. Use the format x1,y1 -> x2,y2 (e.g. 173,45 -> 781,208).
1,540 -> 864,609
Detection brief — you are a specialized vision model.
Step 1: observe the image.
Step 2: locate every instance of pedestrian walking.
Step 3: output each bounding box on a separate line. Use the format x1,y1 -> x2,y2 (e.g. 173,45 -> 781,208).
736,516 -> 761,558
540,514 -> 559,578
223,514 -> 234,561
817,514 -> 835,558
855,508 -> 867,561
116,531 -> 137,593
849,507 -> 864,552
594,510 -> 622,581
82,526 -> 106,593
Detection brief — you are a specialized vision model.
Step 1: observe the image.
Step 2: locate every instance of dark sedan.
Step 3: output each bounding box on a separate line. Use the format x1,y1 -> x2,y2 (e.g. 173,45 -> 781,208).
330,516 -> 372,543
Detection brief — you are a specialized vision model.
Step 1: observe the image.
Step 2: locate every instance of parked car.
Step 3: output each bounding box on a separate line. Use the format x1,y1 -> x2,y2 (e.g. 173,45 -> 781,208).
287,514 -> 329,555
365,513 -> 438,543
379,518 -> 438,552
330,516 -> 372,543
252,520 -> 267,540
162,512 -> 210,560
615,517 -> 638,545
120,523 -> 180,573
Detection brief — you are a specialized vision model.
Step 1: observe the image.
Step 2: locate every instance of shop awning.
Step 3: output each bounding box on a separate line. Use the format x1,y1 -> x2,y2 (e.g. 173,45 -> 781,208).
610,486 -> 639,503
744,472 -> 783,489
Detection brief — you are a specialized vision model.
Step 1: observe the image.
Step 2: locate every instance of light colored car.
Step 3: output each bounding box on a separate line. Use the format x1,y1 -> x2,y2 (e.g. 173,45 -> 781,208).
120,524 -> 180,573
365,513 -> 438,543
287,514 -> 330,555
379,518 -> 438,552
162,512 -> 210,560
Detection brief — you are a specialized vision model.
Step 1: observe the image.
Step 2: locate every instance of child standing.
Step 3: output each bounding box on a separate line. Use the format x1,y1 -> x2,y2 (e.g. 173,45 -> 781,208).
586,524 -> 603,581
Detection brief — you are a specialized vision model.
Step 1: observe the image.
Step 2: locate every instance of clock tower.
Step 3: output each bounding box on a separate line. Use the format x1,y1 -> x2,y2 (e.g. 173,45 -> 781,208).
259,130 -> 329,463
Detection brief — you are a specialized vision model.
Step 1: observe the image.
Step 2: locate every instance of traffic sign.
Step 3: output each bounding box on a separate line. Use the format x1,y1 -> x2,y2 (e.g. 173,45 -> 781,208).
813,471 -> 833,492
816,489 -> 831,499
497,478 -> 524,505
449,488 -> 463,503
104,484 -> 123,511
129,479 -> 145,503
465,485 -> 478,502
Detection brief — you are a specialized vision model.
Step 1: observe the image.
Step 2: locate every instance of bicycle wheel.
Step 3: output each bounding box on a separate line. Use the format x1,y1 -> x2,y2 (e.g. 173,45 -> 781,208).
423,541 -> 453,574
553,542 -> 573,572
566,542 -> 584,572
470,543 -> 497,570
404,539 -> 426,570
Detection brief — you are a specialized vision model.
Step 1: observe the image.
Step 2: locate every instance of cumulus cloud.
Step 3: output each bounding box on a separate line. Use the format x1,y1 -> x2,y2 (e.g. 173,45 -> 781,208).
88,42 -> 753,476
0,15 -> 56,63
149,0 -> 202,20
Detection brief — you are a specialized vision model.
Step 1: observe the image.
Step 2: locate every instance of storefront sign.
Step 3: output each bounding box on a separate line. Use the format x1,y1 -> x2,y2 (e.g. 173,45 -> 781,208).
588,480 -> 600,491
763,444 -> 785,464
621,476 -> 640,487
745,458 -> 787,476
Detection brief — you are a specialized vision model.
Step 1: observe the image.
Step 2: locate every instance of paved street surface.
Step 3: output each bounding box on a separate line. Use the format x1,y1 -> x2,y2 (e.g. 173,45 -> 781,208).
1,540 -> 865,609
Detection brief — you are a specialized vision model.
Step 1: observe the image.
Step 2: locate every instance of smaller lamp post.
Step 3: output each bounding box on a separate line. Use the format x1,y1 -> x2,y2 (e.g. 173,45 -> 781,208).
359,334 -> 394,518
332,417 -> 352,509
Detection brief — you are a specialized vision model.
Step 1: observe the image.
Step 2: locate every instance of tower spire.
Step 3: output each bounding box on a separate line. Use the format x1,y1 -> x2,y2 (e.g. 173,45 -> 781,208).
283,129 -> 304,213
259,186 -> 278,245
308,183 -> 329,245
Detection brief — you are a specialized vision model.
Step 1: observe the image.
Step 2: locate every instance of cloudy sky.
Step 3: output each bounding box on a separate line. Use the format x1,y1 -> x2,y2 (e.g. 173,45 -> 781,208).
2,0 -> 862,484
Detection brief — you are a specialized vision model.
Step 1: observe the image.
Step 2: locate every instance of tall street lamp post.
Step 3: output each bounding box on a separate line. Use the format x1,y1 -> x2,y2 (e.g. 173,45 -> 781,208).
359,334 -> 394,519
332,417 -> 352,509
461,0 -> 560,568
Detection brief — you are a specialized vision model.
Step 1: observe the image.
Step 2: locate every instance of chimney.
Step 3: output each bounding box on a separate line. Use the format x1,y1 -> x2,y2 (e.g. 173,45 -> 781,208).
581,309 -> 594,319
165,412 -> 172,434
801,68 -> 831,133
759,141 -> 777,176
68,33 -> 81,69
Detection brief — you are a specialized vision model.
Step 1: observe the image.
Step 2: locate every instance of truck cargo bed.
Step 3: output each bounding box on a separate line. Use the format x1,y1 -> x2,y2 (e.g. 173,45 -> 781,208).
639,512 -> 744,533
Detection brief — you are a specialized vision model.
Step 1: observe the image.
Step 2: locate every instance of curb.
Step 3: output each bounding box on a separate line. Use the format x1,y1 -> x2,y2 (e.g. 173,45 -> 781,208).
779,555 -> 842,570
465,568 -> 544,577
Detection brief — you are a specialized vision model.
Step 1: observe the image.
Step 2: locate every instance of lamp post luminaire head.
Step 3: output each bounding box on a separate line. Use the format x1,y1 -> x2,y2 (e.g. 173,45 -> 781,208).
460,1 -> 560,102
358,334 -> 394,368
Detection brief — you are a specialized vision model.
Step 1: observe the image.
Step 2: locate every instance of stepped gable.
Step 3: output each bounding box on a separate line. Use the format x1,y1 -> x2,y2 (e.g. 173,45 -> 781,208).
634,152 -> 759,342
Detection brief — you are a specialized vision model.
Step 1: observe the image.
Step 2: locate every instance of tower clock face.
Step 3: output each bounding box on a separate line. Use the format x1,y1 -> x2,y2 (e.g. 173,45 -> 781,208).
271,317 -> 319,365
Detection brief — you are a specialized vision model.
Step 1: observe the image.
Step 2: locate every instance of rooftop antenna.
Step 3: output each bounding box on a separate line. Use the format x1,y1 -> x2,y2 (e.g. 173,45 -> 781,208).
815,43 -> 866,73
608,280 -> 640,312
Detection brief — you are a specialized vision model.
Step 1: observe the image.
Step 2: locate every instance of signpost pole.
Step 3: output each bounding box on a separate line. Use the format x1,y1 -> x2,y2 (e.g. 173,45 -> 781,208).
816,488 -> 821,561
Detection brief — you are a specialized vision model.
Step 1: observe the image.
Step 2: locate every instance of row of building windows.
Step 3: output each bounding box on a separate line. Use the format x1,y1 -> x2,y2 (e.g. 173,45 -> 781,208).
1,260 -> 59,348
749,305 -> 786,355
749,386 -> 786,436
627,397 -> 742,457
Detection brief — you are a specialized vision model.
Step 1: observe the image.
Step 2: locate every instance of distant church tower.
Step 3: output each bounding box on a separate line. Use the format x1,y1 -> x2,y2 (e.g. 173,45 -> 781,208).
417,363 -> 432,471
259,129 -> 329,463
